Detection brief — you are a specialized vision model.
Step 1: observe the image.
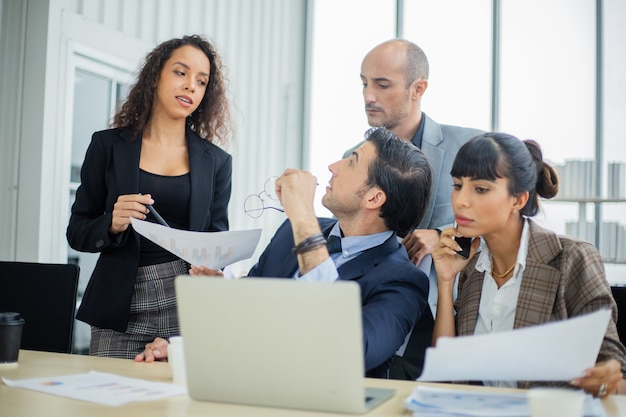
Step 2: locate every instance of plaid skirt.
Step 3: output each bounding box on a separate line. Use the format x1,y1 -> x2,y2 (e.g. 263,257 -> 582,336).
89,259 -> 189,359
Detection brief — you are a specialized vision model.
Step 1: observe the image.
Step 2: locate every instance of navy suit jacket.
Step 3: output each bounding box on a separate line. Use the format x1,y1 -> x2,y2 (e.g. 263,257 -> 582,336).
248,218 -> 429,377
67,127 -> 232,332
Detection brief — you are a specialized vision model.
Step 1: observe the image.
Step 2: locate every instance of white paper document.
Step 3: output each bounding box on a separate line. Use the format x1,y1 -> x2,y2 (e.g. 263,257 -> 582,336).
130,218 -> 261,269
2,371 -> 186,406
418,309 -> 611,382
404,385 -> 607,417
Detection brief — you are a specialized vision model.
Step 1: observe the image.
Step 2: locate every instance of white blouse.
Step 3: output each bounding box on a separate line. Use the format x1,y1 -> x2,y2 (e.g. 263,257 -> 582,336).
473,217 -> 531,388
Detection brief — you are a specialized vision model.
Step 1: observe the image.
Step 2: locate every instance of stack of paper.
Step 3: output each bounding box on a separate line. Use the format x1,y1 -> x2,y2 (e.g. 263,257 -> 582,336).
404,385 -> 606,417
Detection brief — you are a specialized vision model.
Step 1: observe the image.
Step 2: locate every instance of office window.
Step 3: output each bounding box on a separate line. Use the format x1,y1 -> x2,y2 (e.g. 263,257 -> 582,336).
308,0 -> 626,280
500,0 -> 595,160
499,0 -> 595,235
604,0 -> 626,168
402,0 -> 492,130
70,69 -> 112,183
497,0 -> 626,280
602,0 -> 626,279
308,0 -> 396,217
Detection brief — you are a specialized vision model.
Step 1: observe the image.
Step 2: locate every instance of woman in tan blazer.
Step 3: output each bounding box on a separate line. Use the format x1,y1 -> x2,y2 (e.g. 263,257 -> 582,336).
432,132 -> 626,397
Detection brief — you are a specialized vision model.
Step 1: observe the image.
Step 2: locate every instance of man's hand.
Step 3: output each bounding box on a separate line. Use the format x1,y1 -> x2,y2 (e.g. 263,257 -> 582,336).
134,337 -> 169,362
189,265 -> 224,276
275,169 -> 319,225
402,229 -> 441,266
275,169 -> 326,275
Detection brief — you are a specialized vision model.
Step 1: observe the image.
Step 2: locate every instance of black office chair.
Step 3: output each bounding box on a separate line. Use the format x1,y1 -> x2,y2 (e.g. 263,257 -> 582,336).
0,261 -> 80,353
611,286 -> 626,345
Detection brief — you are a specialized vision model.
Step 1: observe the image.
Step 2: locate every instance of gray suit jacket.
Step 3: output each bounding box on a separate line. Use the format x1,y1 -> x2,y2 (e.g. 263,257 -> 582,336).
456,219 -> 626,388
412,114 -> 483,230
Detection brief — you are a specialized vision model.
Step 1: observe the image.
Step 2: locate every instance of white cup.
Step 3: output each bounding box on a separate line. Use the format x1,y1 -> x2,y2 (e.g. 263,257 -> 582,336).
168,336 -> 186,385
528,388 -> 585,417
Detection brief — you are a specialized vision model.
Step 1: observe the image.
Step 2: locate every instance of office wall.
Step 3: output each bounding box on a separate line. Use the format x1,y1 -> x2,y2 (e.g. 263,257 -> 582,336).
0,0 -> 307,272
0,0 -> 26,261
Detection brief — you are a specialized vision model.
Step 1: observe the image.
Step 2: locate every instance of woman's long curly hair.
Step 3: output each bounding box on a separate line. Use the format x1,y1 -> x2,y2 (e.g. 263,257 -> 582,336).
112,34 -> 233,148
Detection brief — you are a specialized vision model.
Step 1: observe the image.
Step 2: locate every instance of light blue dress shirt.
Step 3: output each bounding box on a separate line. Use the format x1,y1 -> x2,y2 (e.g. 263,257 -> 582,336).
296,223 -> 393,283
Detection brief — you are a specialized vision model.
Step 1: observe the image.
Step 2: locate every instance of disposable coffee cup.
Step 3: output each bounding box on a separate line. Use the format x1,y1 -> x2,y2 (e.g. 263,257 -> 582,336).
0,312 -> 25,368
168,336 -> 186,385
528,388 -> 585,417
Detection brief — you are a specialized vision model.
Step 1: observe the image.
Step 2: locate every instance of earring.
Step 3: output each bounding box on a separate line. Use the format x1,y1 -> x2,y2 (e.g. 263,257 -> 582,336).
512,209 -> 517,215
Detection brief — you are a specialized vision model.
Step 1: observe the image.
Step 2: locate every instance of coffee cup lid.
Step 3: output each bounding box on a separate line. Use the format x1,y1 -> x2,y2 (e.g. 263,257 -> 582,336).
0,312 -> 25,324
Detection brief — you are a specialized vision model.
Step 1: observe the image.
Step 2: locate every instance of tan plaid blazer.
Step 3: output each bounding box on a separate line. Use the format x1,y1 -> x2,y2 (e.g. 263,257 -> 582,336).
455,219 -> 626,388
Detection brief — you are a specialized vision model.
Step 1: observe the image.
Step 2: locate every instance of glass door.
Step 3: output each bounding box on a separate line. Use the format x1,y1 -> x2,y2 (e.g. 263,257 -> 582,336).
68,55 -> 131,353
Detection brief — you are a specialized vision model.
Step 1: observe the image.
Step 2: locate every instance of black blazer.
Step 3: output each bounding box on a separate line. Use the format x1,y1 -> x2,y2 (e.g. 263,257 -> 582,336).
67,127 -> 232,331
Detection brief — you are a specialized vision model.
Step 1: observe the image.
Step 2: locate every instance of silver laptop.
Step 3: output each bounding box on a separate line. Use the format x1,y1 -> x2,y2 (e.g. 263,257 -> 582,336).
175,275 -> 395,414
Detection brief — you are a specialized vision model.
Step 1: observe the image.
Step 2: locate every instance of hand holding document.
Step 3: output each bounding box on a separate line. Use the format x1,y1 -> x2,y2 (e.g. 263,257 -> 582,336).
418,309 -> 611,382
130,218 -> 261,269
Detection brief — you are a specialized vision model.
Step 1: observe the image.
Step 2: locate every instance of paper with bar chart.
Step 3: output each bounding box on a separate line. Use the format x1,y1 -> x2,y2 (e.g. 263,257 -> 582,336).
130,218 -> 261,269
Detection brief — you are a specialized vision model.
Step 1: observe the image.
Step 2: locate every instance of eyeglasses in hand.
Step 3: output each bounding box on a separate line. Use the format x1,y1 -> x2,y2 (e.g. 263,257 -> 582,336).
244,176 -> 285,218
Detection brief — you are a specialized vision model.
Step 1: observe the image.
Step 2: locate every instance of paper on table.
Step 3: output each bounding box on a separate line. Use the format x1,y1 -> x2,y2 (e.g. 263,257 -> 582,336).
404,385 -> 607,417
405,385 -> 529,417
2,371 -> 186,406
130,218 -> 261,269
418,309 -> 611,382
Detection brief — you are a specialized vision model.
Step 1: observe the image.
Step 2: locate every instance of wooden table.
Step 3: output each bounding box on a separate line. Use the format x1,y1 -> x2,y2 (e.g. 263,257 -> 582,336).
2,350 -> 625,416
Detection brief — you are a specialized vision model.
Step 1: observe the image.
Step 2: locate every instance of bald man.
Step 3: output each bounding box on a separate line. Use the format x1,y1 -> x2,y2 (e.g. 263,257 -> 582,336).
346,39 -> 483,380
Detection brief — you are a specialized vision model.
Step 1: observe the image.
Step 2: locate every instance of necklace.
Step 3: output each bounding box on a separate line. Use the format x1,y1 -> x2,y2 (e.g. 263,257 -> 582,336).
491,261 -> 516,279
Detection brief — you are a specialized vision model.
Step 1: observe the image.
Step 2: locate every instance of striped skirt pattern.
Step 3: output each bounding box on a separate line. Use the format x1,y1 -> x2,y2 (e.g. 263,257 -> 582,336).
89,259 -> 189,359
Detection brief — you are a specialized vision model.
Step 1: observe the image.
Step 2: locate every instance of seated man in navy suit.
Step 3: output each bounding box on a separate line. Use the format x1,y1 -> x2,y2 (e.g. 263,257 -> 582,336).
247,127 -> 432,377
138,127 -> 432,377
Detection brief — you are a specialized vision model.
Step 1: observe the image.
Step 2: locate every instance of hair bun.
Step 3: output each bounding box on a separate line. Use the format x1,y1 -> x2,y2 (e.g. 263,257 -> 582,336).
524,140 -> 559,199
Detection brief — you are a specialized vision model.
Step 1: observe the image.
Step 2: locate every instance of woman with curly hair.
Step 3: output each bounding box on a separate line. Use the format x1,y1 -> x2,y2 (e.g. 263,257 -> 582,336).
67,34 -> 234,359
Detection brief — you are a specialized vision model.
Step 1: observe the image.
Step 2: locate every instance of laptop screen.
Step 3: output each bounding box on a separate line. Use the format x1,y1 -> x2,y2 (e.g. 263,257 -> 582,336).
175,276 -> 384,413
